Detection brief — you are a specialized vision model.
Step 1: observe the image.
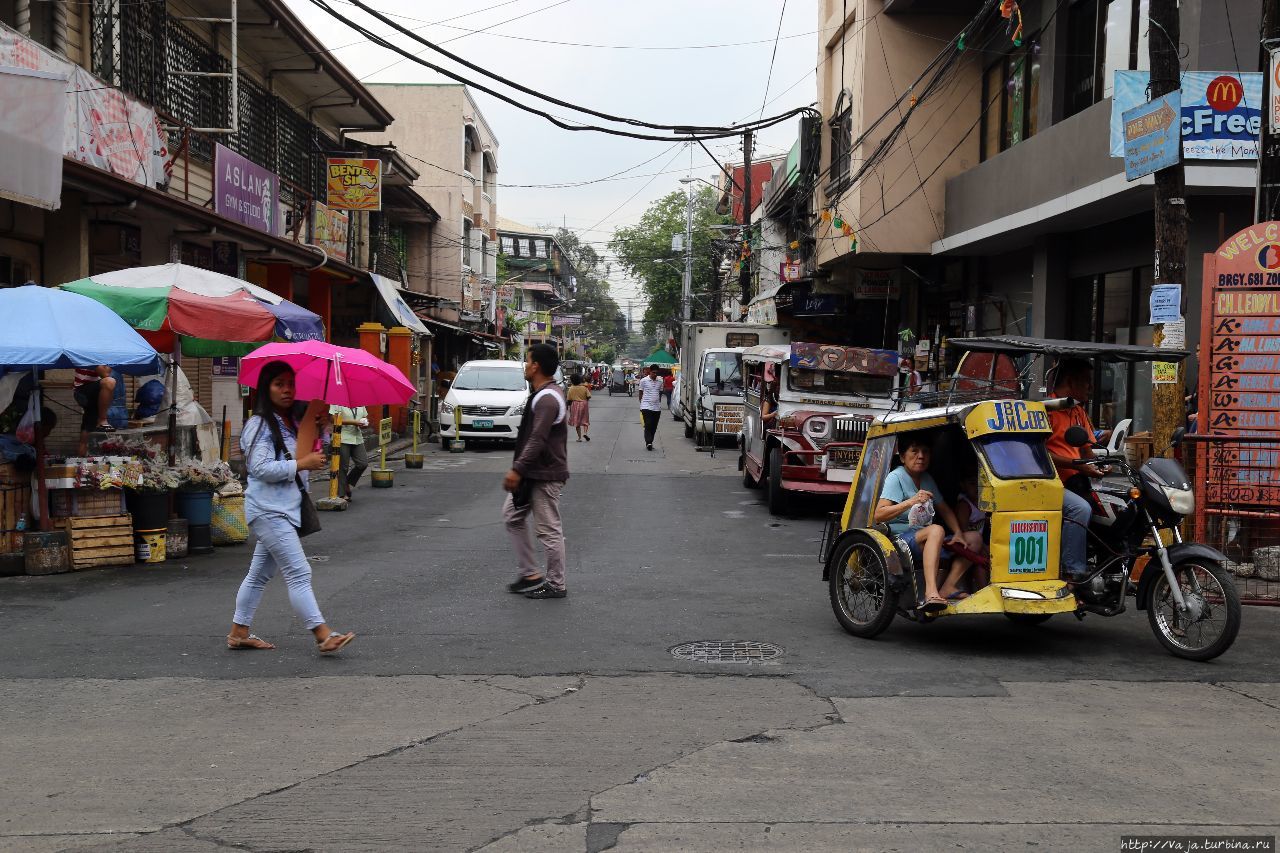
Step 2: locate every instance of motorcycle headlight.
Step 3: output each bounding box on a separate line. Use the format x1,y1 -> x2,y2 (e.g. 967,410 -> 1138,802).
1161,485 -> 1195,515
439,401 -> 454,416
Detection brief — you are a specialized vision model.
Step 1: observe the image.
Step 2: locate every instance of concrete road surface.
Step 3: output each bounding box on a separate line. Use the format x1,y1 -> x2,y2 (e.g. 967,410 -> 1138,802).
1,393 -> 1276,852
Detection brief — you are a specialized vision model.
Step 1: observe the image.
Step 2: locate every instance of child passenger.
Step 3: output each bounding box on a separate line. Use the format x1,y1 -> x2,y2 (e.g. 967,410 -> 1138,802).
938,472 -> 989,599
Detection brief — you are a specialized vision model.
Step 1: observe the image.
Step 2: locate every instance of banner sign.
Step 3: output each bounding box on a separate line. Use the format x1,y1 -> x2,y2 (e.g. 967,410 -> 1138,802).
1112,71 -> 1263,160
326,158 -> 382,211
312,200 -> 350,263
791,342 -> 899,376
552,313 -> 583,327
854,268 -> 899,299
1122,91 -> 1181,181
1271,49 -> 1280,134
0,27 -> 172,203
215,144 -> 279,235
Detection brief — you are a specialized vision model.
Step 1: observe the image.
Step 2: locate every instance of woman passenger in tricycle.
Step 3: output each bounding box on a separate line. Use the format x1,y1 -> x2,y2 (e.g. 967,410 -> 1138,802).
875,435 -> 976,612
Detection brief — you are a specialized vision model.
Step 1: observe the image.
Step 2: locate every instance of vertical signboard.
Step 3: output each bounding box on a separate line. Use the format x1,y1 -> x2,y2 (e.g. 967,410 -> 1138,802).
1198,222 -> 1280,507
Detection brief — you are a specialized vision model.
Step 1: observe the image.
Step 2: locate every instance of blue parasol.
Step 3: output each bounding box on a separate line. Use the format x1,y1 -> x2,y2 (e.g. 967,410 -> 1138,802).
0,284 -> 161,374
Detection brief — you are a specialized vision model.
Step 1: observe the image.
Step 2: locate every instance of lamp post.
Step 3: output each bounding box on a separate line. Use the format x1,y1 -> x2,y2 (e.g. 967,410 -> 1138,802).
677,177 -> 696,322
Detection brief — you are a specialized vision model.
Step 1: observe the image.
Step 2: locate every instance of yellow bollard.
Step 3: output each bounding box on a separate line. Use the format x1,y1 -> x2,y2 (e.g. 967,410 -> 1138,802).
329,411 -> 342,500
451,401 -> 465,452
405,410 -> 424,468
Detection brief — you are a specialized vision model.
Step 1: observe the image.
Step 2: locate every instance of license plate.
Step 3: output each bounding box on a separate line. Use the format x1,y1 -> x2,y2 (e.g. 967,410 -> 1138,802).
828,447 -> 861,467
1009,520 -> 1049,573
471,419 -> 493,429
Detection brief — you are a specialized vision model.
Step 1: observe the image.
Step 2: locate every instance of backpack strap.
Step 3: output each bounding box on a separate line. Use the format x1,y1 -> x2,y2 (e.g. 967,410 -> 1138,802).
531,386 -> 566,425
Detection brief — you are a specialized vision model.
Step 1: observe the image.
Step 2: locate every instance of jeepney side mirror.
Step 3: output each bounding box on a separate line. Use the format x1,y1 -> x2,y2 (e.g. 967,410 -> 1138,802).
1064,425 -> 1091,448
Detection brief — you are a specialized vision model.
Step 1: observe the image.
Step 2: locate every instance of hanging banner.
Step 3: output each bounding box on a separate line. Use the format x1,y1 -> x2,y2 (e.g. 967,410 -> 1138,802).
326,158 -> 382,211
312,200 -> 350,263
0,66 -> 67,209
215,144 -> 279,235
1111,71 -> 1263,160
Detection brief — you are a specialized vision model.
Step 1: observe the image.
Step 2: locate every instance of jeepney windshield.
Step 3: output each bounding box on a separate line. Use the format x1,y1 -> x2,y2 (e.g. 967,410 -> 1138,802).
977,435 -> 1055,479
702,352 -> 743,394
788,367 -> 894,398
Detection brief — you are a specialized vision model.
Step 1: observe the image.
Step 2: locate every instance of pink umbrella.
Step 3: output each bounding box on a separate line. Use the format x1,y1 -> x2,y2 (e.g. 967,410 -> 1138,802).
239,341 -> 416,407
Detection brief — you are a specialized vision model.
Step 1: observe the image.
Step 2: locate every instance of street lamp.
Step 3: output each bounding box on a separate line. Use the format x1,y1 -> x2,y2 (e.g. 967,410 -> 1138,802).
676,177 -> 696,322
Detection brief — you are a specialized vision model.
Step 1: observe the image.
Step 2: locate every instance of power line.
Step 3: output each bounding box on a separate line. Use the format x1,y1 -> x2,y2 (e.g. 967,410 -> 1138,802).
758,0 -> 790,120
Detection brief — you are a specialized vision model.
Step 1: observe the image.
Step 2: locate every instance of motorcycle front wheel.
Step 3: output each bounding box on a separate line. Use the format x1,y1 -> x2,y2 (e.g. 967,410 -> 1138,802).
1147,560 -> 1242,661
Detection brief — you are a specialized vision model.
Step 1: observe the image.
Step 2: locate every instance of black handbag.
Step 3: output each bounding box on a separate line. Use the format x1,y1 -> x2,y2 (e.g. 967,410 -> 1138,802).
262,413 -> 322,537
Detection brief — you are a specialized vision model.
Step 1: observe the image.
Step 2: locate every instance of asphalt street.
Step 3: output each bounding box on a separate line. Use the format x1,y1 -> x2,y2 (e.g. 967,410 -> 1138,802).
2,392 -> 1277,852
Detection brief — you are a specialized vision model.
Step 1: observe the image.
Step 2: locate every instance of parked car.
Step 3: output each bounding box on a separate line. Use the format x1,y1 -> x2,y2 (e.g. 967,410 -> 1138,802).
438,359 -> 527,450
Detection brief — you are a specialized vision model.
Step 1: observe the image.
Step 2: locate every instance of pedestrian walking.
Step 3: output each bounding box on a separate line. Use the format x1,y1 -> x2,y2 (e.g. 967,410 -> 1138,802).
503,344 -> 571,600
638,364 -> 663,451
661,370 -> 674,408
329,405 -> 369,499
567,374 -> 592,442
227,360 -> 355,654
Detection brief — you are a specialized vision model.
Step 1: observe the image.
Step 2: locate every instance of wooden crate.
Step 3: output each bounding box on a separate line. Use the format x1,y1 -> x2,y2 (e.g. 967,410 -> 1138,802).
50,488 -> 126,519
65,514 -> 135,570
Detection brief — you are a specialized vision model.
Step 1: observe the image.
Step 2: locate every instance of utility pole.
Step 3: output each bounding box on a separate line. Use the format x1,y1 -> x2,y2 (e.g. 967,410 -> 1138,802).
1256,0 -> 1280,221
683,180 -> 694,321
739,130 -> 753,306
1149,0 -> 1187,456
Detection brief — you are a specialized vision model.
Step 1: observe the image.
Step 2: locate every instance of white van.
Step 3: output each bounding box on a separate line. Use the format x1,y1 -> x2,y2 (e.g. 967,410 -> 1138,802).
438,359 -> 527,450
679,323 -> 791,442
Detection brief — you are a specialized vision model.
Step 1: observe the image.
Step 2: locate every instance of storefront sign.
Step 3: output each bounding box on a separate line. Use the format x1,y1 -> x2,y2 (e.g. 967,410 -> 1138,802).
312,201 -> 350,263
215,144 -> 278,235
854,269 -> 899,299
552,314 -> 583,327
793,292 -> 844,316
1122,91 -> 1181,180
211,357 -> 239,377
1112,71 -> 1263,160
1149,284 -> 1182,324
326,158 -> 382,211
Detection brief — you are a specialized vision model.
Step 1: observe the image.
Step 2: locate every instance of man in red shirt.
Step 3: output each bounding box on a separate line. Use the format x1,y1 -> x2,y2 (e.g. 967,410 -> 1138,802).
1045,358 -> 1105,581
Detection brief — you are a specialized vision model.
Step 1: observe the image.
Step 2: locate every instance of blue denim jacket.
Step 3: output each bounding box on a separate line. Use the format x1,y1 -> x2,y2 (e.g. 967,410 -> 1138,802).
241,414 -> 308,527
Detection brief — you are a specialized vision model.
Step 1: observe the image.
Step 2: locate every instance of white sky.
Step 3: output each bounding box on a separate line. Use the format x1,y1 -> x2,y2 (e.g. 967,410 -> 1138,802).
286,0 -> 820,313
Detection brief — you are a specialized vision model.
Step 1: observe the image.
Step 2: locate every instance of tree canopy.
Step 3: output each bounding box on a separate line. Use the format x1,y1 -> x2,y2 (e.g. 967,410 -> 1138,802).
609,187 -> 730,336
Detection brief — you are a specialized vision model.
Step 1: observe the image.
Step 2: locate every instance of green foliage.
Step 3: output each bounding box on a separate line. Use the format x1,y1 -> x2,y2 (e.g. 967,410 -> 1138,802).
609,187 -> 730,336
496,251 -> 510,283
551,226 -> 624,350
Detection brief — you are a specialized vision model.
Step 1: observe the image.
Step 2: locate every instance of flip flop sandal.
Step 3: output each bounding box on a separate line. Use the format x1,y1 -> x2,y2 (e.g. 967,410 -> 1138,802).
317,631 -> 355,655
227,633 -> 274,650
946,591 -> 970,601
922,597 -> 949,613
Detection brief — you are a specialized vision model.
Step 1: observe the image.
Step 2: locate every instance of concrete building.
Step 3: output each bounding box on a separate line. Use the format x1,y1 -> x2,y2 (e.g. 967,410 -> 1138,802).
358,84 -> 502,370
496,217 -> 580,354
810,0 -> 1259,436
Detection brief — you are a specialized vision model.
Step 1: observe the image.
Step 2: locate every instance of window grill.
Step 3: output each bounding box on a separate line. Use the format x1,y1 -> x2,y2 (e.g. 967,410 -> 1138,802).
164,19 -> 229,162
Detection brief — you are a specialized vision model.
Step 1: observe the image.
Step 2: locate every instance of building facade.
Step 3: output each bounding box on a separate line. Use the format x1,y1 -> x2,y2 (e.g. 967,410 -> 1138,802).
496,217 -> 580,355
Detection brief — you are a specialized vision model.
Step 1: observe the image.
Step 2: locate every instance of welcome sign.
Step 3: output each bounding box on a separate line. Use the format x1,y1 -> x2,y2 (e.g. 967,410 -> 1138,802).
1111,71 -> 1262,160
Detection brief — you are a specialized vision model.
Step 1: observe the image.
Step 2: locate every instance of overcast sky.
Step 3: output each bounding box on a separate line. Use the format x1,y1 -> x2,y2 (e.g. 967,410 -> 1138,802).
286,0 -> 819,311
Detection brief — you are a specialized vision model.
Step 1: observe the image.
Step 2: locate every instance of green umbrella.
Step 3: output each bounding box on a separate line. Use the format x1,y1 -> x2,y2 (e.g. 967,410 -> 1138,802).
640,348 -> 677,366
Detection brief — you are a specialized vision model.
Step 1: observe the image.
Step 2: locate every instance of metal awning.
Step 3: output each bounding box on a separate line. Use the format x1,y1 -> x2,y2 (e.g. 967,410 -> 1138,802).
950,336 -> 1190,363
746,281 -> 793,306
370,274 -> 431,336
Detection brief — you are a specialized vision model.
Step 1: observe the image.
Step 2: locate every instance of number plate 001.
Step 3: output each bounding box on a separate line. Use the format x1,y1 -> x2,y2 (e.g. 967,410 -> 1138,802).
1009,520 -> 1049,573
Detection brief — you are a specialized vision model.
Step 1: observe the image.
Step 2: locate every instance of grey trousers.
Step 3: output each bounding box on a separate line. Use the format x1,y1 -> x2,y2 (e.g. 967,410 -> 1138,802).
338,441 -> 368,495
503,480 -> 567,590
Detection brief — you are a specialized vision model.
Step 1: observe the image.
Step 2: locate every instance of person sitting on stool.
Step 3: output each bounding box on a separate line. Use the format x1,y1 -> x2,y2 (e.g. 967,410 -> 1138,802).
74,365 -> 116,454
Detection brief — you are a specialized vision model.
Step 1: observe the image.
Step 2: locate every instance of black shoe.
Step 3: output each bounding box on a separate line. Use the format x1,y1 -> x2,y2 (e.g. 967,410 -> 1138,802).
646,443 -> 653,451
508,576 -> 546,594
525,585 -> 567,599
584,435 -> 591,442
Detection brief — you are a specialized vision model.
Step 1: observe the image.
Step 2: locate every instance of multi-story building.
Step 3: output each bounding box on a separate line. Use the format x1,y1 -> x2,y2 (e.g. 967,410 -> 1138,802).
0,0 -> 439,446
496,217 -> 579,354
358,83 -> 502,371
813,0 -> 1259,436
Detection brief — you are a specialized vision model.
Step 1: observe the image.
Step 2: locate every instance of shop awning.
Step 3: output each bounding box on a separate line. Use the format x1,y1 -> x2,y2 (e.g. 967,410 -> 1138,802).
513,282 -> 555,293
746,281 -> 792,306
416,313 -> 499,347
370,274 -> 431,336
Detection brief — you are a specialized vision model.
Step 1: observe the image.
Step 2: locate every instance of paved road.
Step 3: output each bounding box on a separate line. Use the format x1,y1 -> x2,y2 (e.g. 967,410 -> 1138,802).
2,392 -> 1276,852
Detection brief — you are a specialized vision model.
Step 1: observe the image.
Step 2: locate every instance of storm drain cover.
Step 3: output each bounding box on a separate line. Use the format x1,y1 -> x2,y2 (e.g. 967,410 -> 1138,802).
668,641 -> 784,664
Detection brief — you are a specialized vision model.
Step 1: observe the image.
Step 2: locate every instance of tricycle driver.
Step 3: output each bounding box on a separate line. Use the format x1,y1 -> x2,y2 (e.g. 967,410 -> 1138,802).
1044,358 -> 1106,583
876,435 -> 974,612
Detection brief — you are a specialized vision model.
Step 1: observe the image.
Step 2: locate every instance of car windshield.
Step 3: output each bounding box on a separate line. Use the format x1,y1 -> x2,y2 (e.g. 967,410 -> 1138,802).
452,366 -> 526,391
702,352 -> 743,393
977,435 -> 1055,479
788,368 -> 893,398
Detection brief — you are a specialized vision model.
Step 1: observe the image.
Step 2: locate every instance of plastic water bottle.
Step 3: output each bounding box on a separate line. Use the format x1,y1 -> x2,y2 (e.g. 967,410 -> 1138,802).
15,513 -> 27,533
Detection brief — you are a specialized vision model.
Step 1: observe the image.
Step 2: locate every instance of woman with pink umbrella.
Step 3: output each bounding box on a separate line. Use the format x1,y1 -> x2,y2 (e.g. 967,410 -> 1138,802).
226,360 -> 356,655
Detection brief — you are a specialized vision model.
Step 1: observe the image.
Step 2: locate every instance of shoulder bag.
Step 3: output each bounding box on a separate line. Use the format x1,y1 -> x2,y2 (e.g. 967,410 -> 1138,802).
260,414 -> 322,537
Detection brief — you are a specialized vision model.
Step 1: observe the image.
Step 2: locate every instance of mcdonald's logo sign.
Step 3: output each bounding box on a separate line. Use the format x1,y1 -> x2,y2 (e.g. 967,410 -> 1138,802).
1206,75 -> 1243,112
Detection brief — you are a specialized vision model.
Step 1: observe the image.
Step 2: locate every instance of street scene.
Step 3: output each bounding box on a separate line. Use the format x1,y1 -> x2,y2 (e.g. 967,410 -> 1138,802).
2,0 -> 1280,851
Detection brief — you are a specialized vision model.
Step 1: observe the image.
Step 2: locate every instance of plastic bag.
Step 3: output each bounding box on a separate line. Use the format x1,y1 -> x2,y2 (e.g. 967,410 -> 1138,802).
15,397 -> 37,444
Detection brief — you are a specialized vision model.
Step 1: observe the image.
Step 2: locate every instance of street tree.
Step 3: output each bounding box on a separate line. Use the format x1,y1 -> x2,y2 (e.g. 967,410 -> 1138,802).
609,187 -> 730,336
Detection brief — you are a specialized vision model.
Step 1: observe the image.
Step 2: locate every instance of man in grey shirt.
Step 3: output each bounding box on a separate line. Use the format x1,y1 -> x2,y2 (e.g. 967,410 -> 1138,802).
637,364 -> 664,451
503,344 -> 571,599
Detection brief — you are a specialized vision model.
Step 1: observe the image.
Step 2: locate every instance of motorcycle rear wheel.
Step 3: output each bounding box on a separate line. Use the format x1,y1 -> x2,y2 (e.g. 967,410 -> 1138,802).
1147,560 -> 1241,661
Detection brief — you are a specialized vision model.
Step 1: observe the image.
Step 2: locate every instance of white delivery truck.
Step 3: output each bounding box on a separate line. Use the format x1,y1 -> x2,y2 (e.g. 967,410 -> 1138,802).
679,323 -> 791,443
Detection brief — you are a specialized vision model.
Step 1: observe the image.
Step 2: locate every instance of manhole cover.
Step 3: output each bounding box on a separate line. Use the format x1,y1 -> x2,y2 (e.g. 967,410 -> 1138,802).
668,641 -> 784,664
